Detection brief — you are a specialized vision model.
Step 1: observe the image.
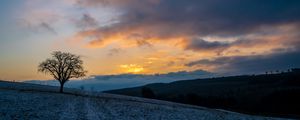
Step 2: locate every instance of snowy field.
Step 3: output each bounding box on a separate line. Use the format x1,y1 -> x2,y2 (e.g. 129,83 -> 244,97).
0,81 -> 288,120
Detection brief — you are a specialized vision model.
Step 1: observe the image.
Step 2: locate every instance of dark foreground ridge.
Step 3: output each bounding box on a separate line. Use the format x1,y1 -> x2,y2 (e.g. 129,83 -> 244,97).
106,69 -> 300,119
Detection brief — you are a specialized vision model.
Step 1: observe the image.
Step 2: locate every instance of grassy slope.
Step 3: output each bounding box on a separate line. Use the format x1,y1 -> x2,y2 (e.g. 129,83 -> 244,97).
0,81 -> 281,120
105,71 -> 300,118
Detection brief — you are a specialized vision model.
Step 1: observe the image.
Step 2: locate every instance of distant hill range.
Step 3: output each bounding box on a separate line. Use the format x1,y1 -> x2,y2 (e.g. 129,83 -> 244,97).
105,68 -> 300,118
25,69 -> 214,91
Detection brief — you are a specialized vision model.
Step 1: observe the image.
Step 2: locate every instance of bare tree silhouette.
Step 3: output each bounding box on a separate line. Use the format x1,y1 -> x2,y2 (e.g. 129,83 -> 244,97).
38,51 -> 87,93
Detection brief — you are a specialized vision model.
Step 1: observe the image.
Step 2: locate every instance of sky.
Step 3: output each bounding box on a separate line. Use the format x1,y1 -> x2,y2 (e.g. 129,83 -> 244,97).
0,0 -> 300,80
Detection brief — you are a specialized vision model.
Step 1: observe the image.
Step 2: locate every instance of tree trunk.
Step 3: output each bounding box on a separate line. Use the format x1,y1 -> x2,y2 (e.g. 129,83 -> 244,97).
59,82 -> 64,93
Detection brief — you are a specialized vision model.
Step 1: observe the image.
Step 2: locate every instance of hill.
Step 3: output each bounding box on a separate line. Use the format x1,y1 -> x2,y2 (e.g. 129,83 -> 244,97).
105,69 -> 300,118
24,69 -> 214,91
0,81 -> 284,120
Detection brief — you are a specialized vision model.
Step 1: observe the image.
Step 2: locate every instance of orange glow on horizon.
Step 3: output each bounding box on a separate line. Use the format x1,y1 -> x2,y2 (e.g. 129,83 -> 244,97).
120,64 -> 145,73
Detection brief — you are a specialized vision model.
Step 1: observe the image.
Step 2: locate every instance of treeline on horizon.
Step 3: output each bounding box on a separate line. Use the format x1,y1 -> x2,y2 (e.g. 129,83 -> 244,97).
106,68 -> 300,118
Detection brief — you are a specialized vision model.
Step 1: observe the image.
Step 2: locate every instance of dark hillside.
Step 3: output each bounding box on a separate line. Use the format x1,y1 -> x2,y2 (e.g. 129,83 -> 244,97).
106,69 -> 300,118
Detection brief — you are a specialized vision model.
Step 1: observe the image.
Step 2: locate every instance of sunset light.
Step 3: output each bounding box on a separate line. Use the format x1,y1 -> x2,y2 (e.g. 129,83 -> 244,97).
120,64 -> 145,73
0,0 -> 299,81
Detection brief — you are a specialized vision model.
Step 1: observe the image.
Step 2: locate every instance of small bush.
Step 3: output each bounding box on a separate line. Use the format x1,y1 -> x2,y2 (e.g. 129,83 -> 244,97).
141,87 -> 156,99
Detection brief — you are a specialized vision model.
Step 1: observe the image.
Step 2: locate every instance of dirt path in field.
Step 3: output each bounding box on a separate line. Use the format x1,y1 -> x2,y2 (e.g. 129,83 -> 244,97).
58,92 -> 117,120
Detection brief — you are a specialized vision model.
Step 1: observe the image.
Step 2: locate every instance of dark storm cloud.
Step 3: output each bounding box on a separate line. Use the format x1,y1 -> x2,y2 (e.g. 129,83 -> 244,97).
159,0 -> 300,36
184,37 -> 273,53
184,39 -> 230,52
186,50 -> 300,74
72,0 -> 300,74
73,0 -> 300,53
76,0 -> 300,36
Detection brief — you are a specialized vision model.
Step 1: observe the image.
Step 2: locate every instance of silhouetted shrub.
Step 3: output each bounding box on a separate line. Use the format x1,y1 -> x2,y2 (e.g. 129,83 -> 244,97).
186,93 -> 202,105
141,87 -> 156,99
261,89 -> 300,115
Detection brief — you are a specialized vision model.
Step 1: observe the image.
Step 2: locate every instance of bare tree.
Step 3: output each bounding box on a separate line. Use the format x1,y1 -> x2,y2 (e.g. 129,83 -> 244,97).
38,51 -> 87,93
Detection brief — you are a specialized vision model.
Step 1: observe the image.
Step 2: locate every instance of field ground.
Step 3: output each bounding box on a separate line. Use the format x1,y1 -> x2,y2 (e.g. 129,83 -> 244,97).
0,81 -> 287,120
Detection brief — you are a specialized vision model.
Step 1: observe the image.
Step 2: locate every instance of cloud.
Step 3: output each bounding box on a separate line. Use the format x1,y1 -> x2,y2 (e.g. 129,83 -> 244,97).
19,19 -> 58,35
20,0 -> 300,75
39,22 -> 57,34
18,2 -> 64,35
74,0 -> 160,8
119,64 -> 145,73
68,0 -> 300,53
76,0 -> 300,36
107,48 -> 123,56
186,50 -> 300,74
183,38 -> 230,54
127,34 -> 153,47
75,13 -> 98,30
